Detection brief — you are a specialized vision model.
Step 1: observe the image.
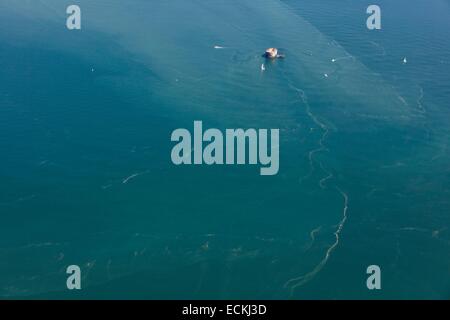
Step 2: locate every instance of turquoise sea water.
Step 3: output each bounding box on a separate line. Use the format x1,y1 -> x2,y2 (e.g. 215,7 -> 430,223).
0,0 -> 449,299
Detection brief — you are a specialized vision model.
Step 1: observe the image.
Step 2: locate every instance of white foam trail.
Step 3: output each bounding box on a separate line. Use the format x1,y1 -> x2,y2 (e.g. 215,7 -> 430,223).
399,227 -> 428,233
122,170 -> 149,184
398,95 -> 408,107
331,54 -> 354,63
122,173 -> 140,184
304,226 -> 322,251
282,79 -> 350,295
285,187 -> 349,294
286,84 -> 330,185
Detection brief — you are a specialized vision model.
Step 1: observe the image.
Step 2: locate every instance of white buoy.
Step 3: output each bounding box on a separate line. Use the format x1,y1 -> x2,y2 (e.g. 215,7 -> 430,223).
324,73 -> 329,78
403,57 -> 407,64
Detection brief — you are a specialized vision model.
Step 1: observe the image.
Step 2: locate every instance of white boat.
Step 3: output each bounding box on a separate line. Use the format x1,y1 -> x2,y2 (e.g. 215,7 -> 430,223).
264,48 -> 278,59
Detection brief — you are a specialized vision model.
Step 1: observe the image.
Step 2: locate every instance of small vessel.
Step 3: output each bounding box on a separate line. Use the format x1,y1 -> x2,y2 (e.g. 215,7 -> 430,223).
264,48 -> 278,59
261,63 -> 265,71
263,48 -> 285,59
403,57 -> 407,64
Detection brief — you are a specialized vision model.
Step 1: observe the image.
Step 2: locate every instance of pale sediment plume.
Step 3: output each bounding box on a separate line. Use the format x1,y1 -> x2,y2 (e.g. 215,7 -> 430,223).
285,83 -> 330,186
122,173 -> 140,184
